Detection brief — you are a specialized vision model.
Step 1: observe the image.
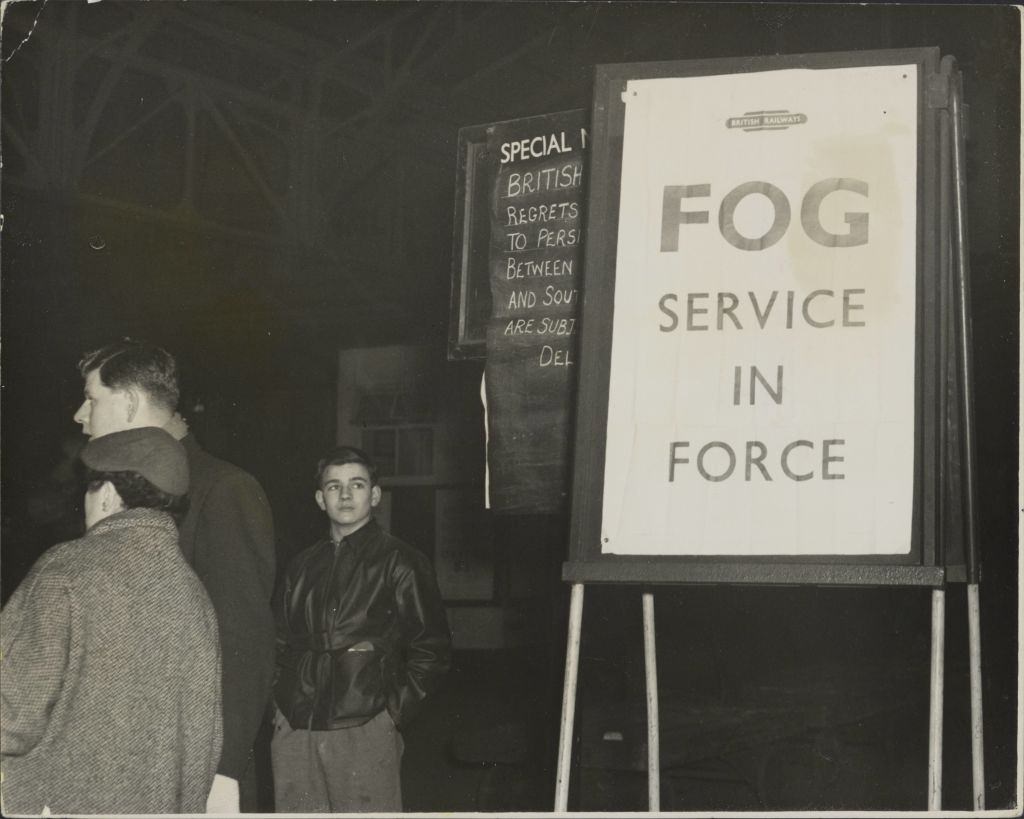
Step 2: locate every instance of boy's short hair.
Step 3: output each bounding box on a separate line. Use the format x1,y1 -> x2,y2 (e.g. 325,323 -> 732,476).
314,446 -> 379,488
78,338 -> 179,412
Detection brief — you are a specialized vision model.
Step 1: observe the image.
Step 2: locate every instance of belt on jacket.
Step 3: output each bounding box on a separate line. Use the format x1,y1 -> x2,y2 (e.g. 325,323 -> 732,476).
288,632 -> 376,653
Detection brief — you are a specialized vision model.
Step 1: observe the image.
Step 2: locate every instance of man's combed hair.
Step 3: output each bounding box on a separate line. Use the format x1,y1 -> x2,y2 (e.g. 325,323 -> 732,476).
78,338 -> 179,412
86,469 -> 189,517
315,446 -> 379,488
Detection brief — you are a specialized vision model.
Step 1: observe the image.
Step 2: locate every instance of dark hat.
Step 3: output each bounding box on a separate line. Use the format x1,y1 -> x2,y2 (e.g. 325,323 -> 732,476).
81,427 -> 189,496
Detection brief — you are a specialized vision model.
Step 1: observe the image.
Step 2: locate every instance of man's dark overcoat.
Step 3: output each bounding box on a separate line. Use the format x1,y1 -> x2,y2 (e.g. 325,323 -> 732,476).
178,434 -> 276,781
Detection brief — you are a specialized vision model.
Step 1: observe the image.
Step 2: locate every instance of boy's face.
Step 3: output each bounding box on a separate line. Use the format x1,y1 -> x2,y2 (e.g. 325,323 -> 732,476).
315,462 -> 381,538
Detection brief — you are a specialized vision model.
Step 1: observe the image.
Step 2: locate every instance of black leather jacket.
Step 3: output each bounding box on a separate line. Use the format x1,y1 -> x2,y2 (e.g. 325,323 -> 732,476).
273,519 -> 451,731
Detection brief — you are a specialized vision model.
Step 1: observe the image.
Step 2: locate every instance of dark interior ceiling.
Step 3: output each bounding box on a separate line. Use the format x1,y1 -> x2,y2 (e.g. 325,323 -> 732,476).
2,1 -> 1017,359
1,0 -> 623,355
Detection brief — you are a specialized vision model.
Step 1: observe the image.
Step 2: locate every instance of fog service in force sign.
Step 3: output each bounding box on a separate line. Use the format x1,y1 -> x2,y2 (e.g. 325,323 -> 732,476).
601,65 -> 918,556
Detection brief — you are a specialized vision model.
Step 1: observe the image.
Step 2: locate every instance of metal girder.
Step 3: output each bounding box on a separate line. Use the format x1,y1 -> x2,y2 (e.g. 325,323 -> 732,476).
165,6 -> 321,74
8,1 -> 565,203
2,119 -> 48,185
318,4 -> 541,200
73,31 -> 325,125
172,2 -> 421,100
2,0 -> 584,279
166,5 -> 382,100
68,24 -> 454,167
72,6 -> 170,179
82,92 -> 181,170
201,89 -> 288,223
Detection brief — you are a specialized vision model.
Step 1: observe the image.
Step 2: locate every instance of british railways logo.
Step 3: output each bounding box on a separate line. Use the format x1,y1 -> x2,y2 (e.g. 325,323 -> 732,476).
726,109 -> 808,131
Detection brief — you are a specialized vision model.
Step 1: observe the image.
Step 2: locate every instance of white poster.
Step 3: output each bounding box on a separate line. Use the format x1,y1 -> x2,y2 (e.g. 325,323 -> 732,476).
601,65 -> 918,556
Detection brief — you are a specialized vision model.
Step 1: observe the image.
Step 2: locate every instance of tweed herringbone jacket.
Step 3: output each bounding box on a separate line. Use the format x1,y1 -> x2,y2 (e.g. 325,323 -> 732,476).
1,508 -> 223,815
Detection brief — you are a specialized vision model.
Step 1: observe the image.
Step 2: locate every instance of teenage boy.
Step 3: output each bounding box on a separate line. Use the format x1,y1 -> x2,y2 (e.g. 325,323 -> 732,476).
272,445 -> 450,812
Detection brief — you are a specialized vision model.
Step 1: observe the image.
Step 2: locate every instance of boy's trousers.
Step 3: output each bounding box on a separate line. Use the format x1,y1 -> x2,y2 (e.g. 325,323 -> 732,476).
271,707 -> 403,813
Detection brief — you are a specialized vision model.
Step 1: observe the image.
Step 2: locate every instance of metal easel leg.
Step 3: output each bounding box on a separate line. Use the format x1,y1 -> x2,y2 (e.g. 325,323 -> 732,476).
948,62 -> 986,812
642,592 -> 660,811
967,582 -> 985,809
928,587 -> 946,810
555,583 -> 585,812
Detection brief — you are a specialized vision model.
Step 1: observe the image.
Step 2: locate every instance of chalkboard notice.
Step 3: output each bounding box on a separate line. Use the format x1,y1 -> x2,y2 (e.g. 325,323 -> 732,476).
482,110 -> 588,514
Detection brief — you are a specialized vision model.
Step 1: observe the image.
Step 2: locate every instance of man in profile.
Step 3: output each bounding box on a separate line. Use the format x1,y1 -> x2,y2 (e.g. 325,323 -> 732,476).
272,445 -> 451,812
73,338 -> 276,813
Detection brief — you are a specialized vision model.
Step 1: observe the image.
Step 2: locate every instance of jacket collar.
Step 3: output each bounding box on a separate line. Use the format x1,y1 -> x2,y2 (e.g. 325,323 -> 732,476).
181,433 -> 202,457
330,517 -> 381,549
86,507 -> 177,537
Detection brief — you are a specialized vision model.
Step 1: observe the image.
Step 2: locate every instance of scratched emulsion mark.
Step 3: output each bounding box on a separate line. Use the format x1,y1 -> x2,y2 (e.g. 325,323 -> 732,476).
789,135 -> 910,318
2,0 -> 51,64
787,66 -> 917,317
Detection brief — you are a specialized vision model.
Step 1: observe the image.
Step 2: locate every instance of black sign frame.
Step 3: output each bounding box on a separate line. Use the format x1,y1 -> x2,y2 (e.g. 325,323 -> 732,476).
448,123 -> 493,360
564,48 -> 948,587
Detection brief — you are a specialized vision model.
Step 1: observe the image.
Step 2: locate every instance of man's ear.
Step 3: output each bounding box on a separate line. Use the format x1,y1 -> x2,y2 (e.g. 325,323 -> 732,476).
370,485 -> 382,508
124,387 -> 140,424
100,480 -> 121,512
315,489 -> 326,511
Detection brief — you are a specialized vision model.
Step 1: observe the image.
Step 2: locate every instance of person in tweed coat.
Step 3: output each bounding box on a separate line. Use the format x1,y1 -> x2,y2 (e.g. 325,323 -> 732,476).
0,427 -> 222,816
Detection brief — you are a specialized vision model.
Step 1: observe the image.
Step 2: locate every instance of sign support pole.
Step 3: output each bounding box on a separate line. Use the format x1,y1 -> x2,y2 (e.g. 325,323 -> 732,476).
642,592 -> 661,811
967,584 -> 985,808
948,60 -> 985,811
555,582 -> 585,812
928,587 -> 946,810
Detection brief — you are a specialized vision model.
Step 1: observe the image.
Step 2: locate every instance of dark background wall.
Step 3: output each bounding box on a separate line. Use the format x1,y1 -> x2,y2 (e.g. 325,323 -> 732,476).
1,1 -> 1018,812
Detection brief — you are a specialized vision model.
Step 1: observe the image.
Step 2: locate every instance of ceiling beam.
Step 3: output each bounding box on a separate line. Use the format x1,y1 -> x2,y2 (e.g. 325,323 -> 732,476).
49,26 -> 453,185
73,7 -> 170,177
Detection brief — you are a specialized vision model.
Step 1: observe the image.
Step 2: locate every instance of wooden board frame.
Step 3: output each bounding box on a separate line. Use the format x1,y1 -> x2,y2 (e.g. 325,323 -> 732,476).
564,48 -> 945,587
448,123 -> 492,360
